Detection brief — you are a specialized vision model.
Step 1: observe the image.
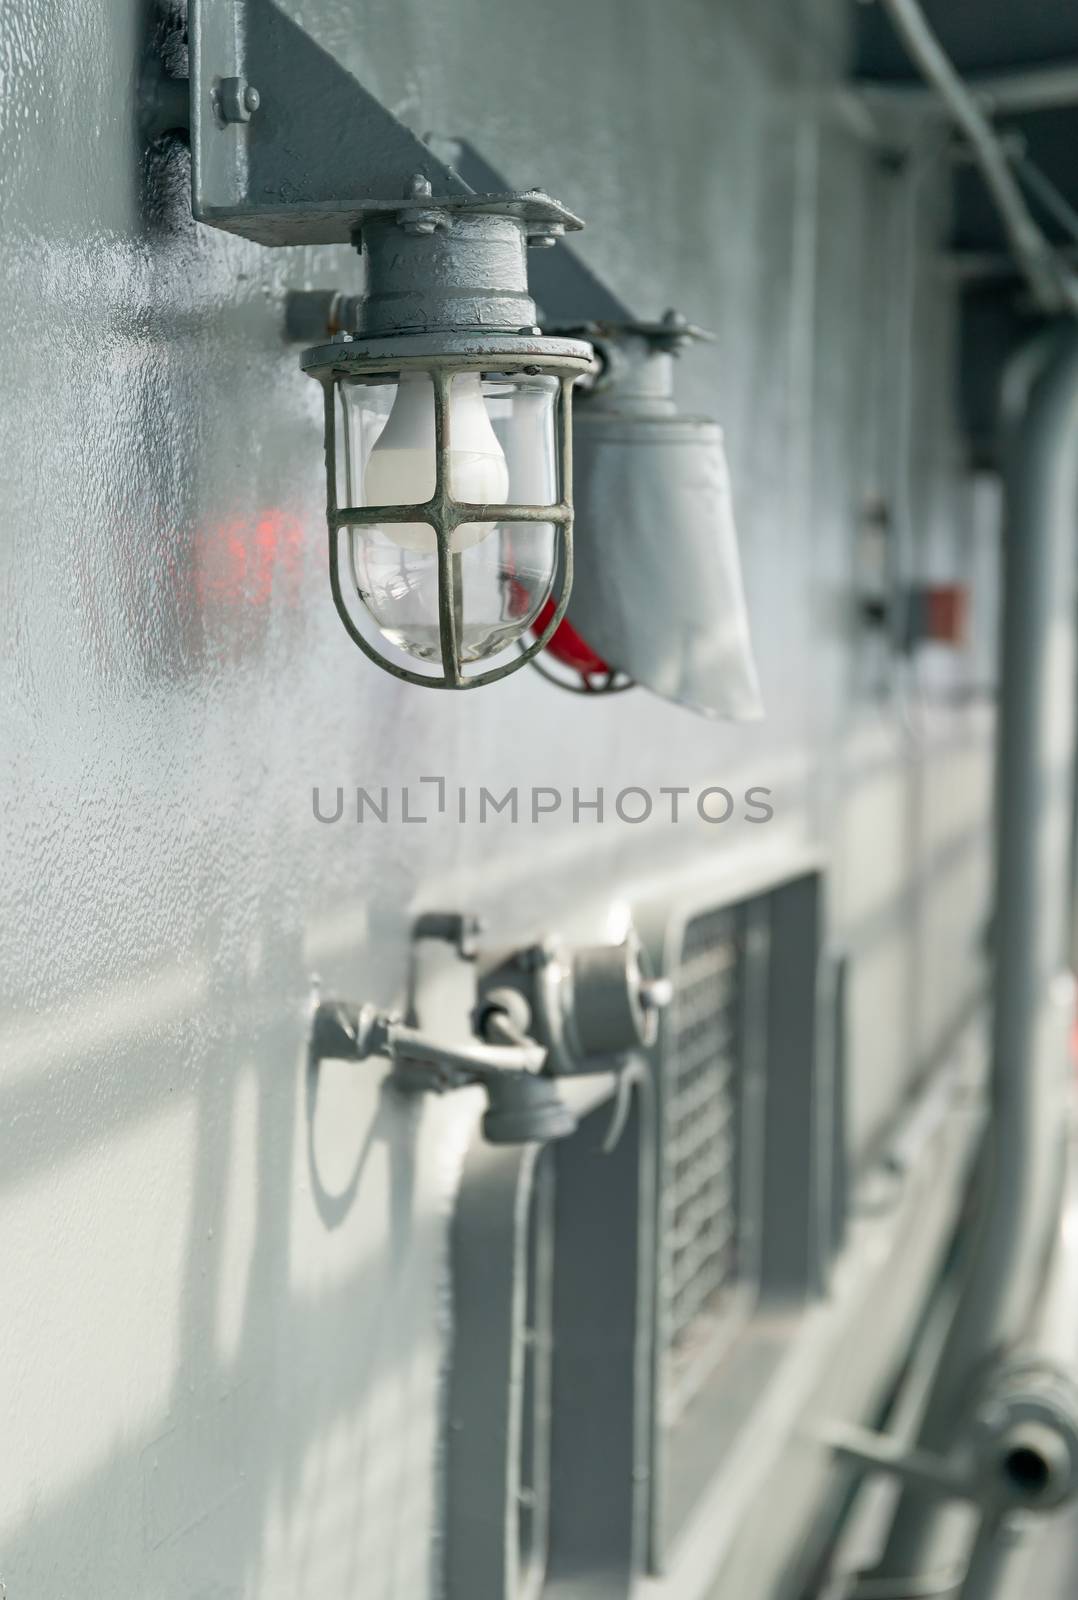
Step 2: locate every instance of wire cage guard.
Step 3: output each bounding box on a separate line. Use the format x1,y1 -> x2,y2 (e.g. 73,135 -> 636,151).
309,345 -> 591,689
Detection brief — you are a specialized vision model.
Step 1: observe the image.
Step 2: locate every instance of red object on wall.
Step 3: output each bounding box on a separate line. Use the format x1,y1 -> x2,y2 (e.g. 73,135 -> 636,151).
919,584 -> 968,645
534,598 -> 612,678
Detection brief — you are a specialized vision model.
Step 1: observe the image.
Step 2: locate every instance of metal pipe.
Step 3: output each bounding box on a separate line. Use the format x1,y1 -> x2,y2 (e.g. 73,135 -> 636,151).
955,1130 -> 1078,1600
861,60 -> 1078,117
1013,154 -> 1078,254
875,0 -> 1078,314
870,325 -> 1078,1588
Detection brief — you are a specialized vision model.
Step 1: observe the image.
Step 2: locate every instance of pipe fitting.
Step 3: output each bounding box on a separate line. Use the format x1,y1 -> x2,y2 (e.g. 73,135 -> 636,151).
968,1358 -> 1078,1512
481,926 -> 668,1075
568,934 -> 670,1058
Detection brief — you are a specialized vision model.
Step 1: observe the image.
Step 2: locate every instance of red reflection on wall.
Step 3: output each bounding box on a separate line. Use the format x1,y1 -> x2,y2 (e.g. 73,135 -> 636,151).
194,508 -> 307,610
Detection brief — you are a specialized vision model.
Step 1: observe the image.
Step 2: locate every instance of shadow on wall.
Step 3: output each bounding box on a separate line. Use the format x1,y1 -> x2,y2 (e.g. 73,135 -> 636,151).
0,902 -> 437,1600
138,1 -> 193,236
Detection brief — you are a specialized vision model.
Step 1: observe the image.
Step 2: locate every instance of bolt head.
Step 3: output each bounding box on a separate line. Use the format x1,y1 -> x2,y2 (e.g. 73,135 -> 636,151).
244,85 -> 260,112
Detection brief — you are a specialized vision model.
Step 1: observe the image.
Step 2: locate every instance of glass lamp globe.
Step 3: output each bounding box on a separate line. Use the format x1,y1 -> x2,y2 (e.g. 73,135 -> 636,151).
340,369 -> 561,664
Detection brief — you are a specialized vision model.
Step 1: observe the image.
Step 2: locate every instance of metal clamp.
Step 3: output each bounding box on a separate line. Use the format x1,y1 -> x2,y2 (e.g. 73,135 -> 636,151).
480,930 -> 670,1074
311,993 -> 575,1146
822,1355 -> 1078,1518
310,912 -> 667,1146
478,928 -> 670,1150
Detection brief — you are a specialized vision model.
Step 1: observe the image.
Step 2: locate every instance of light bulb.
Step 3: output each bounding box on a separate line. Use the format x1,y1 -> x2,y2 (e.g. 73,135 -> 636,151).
346,373 -> 559,667
364,371 -> 510,551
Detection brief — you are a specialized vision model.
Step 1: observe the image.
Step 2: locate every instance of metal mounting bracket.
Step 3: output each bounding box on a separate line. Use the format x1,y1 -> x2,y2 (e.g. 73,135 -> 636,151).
177,1 -> 584,249
189,0 -> 464,243
282,135 -> 710,350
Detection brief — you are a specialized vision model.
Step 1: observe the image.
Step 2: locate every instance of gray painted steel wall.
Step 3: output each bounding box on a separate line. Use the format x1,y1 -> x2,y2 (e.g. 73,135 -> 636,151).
0,0 -> 994,1594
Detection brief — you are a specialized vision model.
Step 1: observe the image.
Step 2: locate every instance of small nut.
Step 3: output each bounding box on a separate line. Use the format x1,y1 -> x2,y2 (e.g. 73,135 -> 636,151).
527,223 -> 565,250
216,75 -> 260,125
397,174 -> 450,232
398,211 -> 442,236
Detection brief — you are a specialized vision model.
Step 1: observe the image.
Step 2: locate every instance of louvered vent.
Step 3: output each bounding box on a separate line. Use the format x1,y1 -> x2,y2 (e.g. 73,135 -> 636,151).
661,907 -> 742,1419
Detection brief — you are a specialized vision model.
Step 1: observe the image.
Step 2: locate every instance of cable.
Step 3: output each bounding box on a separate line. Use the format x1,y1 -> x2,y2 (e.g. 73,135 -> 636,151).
876,0 -> 1078,315
1012,151 -> 1078,253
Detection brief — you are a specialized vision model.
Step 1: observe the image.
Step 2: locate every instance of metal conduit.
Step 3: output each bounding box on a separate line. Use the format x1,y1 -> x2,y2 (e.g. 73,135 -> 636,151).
868,326 -> 1078,1594
876,0 -> 1078,314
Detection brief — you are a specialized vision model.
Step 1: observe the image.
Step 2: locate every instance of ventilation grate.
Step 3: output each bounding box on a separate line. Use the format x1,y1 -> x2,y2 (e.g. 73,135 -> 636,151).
661,908 -> 742,1418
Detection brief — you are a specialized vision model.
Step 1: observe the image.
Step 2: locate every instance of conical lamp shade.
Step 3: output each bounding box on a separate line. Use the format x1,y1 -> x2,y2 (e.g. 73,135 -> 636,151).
566,408 -> 763,720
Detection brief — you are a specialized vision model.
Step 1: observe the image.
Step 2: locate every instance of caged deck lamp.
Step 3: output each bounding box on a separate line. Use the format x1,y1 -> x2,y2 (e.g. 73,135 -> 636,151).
300,188 -> 592,687
144,0 -> 592,689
